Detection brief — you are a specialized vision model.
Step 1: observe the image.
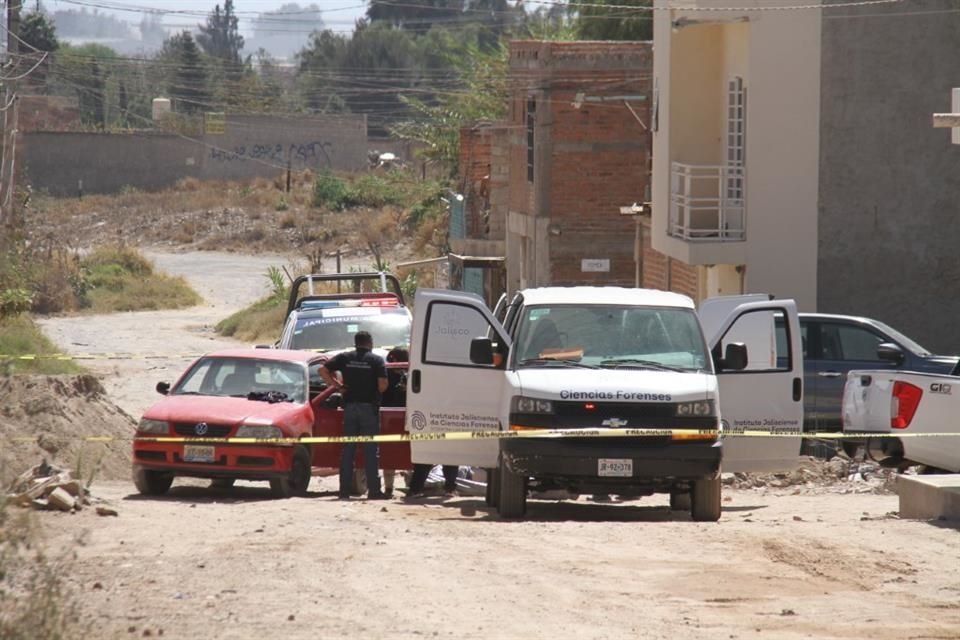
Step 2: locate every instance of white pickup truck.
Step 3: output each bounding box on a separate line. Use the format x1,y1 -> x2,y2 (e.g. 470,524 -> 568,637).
842,370 -> 960,472
405,287 -> 805,521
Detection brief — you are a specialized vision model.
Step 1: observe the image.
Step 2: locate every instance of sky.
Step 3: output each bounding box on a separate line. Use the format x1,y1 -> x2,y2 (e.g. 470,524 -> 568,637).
43,0 -> 372,37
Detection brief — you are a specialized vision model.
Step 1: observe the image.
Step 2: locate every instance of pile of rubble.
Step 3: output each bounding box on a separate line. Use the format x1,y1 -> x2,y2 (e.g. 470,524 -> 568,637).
723,455 -> 899,495
5,460 -> 116,515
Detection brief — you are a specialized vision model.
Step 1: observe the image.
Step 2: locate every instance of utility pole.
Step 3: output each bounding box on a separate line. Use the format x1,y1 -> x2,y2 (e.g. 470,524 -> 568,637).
0,0 -> 22,226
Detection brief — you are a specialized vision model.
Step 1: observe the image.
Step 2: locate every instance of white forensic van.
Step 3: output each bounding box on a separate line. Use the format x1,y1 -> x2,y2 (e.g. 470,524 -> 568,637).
405,287 -> 804,521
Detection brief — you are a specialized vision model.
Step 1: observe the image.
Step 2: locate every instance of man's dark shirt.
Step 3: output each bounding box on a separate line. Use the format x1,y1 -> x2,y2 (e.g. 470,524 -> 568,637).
323,348 -> 386,405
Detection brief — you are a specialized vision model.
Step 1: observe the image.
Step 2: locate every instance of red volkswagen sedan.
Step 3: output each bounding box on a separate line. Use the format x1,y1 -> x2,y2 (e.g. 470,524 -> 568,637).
132,349 -> 326,498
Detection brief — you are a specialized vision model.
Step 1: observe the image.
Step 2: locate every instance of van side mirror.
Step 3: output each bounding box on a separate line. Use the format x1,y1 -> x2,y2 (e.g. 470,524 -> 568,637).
876,342 -> 904,365
470,337 -> 494,365
720,343 -> 748,371
156,381 -> 170,395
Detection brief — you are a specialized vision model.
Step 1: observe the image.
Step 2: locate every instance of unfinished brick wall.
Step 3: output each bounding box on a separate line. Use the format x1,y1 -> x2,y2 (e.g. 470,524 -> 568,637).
506,40 -> 656,288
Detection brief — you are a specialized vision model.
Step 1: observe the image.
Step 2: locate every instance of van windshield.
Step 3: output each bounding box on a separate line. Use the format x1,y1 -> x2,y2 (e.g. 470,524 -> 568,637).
512,305 -> 710,372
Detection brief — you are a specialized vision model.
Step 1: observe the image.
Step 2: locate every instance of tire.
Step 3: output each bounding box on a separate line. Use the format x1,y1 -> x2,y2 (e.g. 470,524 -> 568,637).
669,490 -> 691,511
270,446 -> 311,498
691,477 -> 721,522
210,478 -> 235,489
497,458 -> 526,518
133,467 -> 173,496
485,467 -> 500,508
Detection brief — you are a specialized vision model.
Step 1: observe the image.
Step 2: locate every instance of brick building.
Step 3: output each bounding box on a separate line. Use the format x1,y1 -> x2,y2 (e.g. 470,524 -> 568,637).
503,40 -> 675,294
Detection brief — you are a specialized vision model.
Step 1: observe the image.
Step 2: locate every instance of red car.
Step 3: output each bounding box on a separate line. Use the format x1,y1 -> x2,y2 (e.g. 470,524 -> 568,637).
133,348 -> 411,498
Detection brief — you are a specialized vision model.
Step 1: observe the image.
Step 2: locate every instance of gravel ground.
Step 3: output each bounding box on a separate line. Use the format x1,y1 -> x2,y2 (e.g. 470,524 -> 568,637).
26,250 -> 960,640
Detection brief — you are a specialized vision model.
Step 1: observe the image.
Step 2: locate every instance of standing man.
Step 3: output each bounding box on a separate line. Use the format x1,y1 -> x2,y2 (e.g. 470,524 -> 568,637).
319,331 -> 389,500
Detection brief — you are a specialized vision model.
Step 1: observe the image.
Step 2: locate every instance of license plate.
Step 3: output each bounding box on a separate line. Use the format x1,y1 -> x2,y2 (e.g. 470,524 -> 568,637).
598,458 -> 633,477
183,445 -> 215,463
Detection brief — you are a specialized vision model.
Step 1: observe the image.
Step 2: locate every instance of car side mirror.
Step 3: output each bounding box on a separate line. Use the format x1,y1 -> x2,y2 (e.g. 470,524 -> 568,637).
156,381 -> 170,395
720,343 -> 748,371
877,342 -> 905,365
470,337 -> 494,365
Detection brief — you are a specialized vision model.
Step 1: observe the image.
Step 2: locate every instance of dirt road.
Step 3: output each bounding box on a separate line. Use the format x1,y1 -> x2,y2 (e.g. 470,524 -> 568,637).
29,250 -> 960,640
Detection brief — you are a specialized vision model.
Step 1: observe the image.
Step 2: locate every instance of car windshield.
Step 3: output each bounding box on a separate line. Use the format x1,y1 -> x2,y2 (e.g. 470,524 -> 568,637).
289,309 -> 411,352
512,304 -> 710,371
172,357 -> 308,403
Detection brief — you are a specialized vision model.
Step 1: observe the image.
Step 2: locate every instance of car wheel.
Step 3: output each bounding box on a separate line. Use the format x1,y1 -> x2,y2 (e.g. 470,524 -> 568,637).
691,476 -> 721,522
669,491 -> 691,511
210,478 -> 235,489
497,458 -> 526,518
485,467 -> 500,508
133,466 -> 173,496
270,446 -> 311,498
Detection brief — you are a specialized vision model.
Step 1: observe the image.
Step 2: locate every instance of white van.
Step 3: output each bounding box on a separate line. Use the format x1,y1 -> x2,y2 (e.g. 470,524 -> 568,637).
405,287 -> 804,521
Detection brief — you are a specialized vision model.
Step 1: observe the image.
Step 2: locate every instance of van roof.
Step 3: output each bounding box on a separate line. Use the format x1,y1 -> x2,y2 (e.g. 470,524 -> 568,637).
518,286 -> 695,309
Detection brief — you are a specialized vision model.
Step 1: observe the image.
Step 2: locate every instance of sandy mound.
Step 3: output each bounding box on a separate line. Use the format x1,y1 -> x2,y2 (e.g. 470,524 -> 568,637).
0,375 -> 137,488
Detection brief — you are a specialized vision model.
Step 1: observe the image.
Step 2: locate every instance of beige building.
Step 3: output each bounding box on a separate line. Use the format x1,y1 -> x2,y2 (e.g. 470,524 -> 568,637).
650,0 -> 821,308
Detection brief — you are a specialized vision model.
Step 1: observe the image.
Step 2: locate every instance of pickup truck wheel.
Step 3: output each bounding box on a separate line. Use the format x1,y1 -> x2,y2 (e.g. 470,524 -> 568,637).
691,477 -> 721,522
270,446 -> 311,498
133,467 -> 173,496
669,491 -> 691,511
498,460 -> 526,518
485,467 -> 500,508
210,478 -> 235,489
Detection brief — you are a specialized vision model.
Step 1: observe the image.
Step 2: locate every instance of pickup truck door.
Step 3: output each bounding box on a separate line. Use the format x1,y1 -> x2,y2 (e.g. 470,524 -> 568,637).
699,297 -> 804,473
406,288 -> 511,468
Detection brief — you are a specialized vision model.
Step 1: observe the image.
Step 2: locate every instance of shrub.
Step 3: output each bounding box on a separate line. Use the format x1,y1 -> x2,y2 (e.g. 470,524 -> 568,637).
312,172 -> 348,210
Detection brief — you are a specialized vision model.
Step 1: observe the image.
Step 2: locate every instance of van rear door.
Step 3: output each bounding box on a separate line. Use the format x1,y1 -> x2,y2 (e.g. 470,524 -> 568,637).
700,298 -> 804,473
406,289 -> 511,468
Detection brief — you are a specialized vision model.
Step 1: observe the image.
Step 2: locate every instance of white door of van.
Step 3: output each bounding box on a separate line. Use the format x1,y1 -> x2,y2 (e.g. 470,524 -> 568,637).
406,289 -> 511,468
700,298 -> 804,473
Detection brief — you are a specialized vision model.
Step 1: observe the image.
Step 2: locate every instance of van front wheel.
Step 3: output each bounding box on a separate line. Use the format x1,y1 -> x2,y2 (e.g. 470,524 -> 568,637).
691,477 -> 721,522
498,459 -> 526,518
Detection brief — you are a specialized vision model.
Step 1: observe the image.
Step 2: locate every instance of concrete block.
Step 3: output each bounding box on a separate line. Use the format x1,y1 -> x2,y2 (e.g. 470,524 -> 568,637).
896,474 -> 960,521
47,487 -> 76,512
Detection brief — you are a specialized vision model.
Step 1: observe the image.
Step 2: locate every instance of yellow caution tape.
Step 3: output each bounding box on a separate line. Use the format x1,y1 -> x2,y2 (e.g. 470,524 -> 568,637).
7,428 -> 960,445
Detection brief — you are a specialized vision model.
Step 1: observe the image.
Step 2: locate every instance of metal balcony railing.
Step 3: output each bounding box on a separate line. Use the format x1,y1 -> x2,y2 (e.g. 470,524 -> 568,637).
669,162 -> 746,241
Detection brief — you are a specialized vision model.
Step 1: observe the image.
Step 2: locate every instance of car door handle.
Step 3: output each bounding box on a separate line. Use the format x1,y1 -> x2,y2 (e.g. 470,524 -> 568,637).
817,371 -> 842,378
411,369 -> 421,393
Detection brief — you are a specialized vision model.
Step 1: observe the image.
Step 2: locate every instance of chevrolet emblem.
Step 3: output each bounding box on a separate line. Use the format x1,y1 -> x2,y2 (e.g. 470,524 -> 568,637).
601,418 -> 628,428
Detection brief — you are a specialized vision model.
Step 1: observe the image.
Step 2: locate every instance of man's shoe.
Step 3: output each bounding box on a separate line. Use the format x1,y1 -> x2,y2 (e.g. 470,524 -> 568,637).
367,492 -> 389,500
337,493 -> 351,501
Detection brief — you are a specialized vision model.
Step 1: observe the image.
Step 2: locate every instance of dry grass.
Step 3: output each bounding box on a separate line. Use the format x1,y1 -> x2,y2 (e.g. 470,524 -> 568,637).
80,245 -> 202,313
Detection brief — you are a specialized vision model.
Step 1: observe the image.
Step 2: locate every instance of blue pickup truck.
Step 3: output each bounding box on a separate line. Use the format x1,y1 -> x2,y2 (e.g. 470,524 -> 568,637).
776,313 -> 958,454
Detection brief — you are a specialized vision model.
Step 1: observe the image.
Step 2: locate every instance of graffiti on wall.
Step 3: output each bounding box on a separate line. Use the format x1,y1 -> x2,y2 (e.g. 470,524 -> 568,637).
209,141 -> 333,167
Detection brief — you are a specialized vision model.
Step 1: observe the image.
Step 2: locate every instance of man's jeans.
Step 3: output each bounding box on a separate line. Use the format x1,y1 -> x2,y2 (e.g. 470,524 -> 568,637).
339,403 -> 381,496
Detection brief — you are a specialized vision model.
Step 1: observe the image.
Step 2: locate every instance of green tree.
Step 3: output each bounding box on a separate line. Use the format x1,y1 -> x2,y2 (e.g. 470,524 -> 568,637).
20,10 -> 59,52
54,44 -> 117,127
296,29 -> 349,114
197,0 -> 244,72
390,40 -> 508,177
162,32 -> 211,114
573,0 -> 652,41
18,9 -> 59,89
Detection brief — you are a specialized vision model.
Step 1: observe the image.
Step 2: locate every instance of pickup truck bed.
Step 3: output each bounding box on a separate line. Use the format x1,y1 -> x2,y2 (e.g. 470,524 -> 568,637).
842,370 -> 960,472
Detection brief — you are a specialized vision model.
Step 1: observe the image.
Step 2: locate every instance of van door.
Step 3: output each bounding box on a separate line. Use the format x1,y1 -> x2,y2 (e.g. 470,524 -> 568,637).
406,288 -> 511,468
701,298 -> 804,473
